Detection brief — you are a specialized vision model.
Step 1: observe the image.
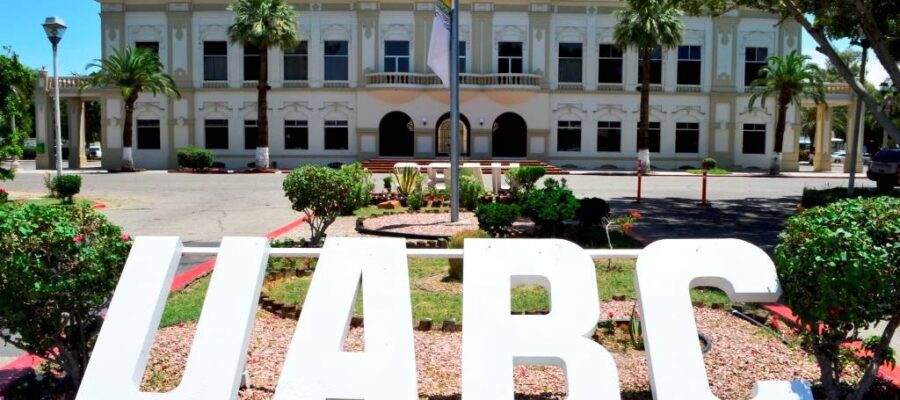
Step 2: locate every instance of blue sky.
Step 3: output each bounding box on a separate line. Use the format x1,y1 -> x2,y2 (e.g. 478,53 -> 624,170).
0,2 -> 889,84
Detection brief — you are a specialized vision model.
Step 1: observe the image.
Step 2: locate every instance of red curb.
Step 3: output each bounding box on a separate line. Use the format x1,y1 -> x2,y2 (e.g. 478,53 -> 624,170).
763,303 -> 900,388
0,215 -> 309,392
91,201 -> 107,210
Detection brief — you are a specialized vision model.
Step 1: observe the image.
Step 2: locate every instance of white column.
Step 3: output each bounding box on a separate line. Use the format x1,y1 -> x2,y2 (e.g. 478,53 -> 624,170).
812,104 -> 833,172
66,99 -> 88,169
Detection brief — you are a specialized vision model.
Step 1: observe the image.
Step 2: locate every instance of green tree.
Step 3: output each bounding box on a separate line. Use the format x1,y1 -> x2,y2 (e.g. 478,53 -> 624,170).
228,0 -> 299,169
0,47 -> 36,181
83,48 -> 180,170
748,51 -> 826,174
614,0 -> 684,172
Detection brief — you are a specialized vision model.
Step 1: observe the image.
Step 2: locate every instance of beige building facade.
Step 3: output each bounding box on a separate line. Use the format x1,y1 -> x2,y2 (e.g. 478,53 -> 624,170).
35,0 -> 857,171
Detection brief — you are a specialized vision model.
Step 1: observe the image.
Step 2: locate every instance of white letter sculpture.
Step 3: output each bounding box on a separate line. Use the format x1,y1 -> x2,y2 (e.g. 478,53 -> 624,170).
273,238 -> 418,400
635,239 -> 813,400
461,239 -> 621,400
77,237 -> 269,400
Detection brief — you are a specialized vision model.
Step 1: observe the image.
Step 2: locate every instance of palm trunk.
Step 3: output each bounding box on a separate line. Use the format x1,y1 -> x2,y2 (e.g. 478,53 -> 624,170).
638,47 -> 652,172
122,93 -> 138,170
771,91 -> 790,175
257,46 -> 270,169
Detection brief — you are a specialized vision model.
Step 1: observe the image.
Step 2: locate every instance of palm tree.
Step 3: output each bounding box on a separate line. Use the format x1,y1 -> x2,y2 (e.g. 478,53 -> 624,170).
228,0 -> 299,169
614,0 -> 684,173
83,47 -> 180,170
748,50 -> 826,175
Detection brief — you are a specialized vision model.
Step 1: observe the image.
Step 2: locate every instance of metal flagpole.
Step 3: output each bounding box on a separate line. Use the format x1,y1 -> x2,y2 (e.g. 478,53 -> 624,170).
449,0 -> 460,222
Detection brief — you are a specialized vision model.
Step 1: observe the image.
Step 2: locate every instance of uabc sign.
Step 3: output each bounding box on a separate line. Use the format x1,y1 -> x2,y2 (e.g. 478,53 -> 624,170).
76,237 -> 813,400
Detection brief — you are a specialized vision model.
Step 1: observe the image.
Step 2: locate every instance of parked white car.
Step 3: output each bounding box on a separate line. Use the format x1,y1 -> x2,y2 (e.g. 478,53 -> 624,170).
831,151 -> 846,163
87,145 -> 102,160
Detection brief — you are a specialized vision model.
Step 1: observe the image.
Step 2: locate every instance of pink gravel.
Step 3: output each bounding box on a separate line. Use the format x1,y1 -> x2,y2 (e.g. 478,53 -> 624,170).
141,302 -> 820,399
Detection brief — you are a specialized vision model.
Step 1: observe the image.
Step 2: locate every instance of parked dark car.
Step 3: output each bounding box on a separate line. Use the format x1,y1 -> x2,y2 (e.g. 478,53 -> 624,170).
867,148 -> 900,192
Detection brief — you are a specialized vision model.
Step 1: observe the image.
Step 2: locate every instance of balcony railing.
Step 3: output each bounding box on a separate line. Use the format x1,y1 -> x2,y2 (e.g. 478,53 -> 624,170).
365,72 -> 542,88
48,76 -> 85,90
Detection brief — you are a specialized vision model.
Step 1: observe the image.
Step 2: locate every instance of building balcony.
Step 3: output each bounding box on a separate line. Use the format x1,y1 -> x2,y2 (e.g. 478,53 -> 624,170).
364,72 -> 542,89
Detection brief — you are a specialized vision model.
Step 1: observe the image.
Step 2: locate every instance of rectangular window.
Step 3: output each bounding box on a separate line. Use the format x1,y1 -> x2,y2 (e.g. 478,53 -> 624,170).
596,121 -> 622,152
284,41 -> 308,81
558,43 -> 583,83
745,47 -> 768,86
557,121 -> 582,152
285,120 -> 309,150
136,119 -> 161,150
324,120 -> 349,150
675,122 -> 700,153
203,41 -> 228,81
677,45 -> 702,85
384,40 -> 410,73
243,45 -> 260,81
638,46 -> 663,85
324,40 -> 349,81
498,42 -> 523,74
458,41 -> 467,73
244,120 -> 258,150
135,41 -> 160,56
205,119 -> 229,150
598,44 -> 623,84
635,121 -> 661,153
743,123 -> 766,154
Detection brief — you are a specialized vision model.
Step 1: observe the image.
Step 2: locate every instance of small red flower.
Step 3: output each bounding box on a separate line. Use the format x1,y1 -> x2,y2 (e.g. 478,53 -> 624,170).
629,209 -> 642,219
608,311 -> 614,319
621,222 -> 634,234
73,234 -> 83,244
121,233 -> 131,242
828,308 -> 839,318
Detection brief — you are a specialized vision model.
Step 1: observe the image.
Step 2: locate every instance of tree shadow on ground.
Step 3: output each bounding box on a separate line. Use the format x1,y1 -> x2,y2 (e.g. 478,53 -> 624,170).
607,196 -> 802,255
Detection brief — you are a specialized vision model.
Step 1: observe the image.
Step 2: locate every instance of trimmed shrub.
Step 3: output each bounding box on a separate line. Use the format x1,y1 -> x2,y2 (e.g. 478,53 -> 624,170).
701,157 -> 717,170
0,203 -> 131,390
459,172 -> 487,211
407,192 -> 425,211
53,175 -> 82,204
521,178 -> 579,237
576,197 -> 611,227
383,176 -> 392,192
447,229 -> 490,280
283,165 -> 368,246
800,187 -> 898,209
505,166 -> 546,199
776,197 -> 900,399
339,163 -> 375,215
475,203 -> 520,236
176,146 -> 214,171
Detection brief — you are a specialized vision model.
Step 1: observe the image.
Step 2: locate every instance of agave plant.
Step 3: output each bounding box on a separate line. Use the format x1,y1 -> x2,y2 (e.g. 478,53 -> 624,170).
393,166 -> 421,197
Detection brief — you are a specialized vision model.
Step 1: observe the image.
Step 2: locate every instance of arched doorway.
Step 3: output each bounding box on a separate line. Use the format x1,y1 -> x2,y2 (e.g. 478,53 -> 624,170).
492,112 -> 527,158
379,111 -> 415,157
435,112 -> 471,156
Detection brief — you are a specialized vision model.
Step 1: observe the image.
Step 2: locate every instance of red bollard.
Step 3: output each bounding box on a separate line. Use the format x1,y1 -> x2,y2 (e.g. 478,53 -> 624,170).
636,160 -> 643,203
700,167 -> 708,206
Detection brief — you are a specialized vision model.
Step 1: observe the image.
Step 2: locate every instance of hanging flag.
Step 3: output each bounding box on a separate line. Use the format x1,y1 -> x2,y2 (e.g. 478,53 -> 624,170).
427,0 -> 453,87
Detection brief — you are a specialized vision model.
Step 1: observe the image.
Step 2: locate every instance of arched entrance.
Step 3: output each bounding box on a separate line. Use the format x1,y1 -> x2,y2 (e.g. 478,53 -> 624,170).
379,111 -> 415,157
435,112 -> 471,156
492,112 -> 527,158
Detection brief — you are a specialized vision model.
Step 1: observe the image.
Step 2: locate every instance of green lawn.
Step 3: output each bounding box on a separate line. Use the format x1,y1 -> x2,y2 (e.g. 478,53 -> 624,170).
159,258 -> 731,327
687,168 -> 730,175
353,205 -> 449,218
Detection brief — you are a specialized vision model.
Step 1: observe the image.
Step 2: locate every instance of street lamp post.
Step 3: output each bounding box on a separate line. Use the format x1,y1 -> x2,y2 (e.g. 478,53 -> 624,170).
43,16 -> 67,177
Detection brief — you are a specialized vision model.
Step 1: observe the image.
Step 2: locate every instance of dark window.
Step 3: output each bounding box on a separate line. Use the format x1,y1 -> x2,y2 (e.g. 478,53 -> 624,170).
675,122 -> 700,153
325,120 -> 349,150
243,45 -> 260,81
244,120 -> 258,150
458,41 -> 467,73
557,121 -> 582,152
284,41 -> 308,81
743,123 -> 766,154
597,121 -> 621,152
203,41 -> 228,81
636,121 -> 661,153
638,46 -> 662,85
136,120 -> 161,150
558,43 -> 583,83
285,120 -> 309,150
384,41 -> 410,73
598,44 -> 623,84
745,47 -> 768,86
498,42 -> 523,74
135,41 -> 160,56
324,40 -> 349,81
205,119 -> 229,149
677,45 -> 702,85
